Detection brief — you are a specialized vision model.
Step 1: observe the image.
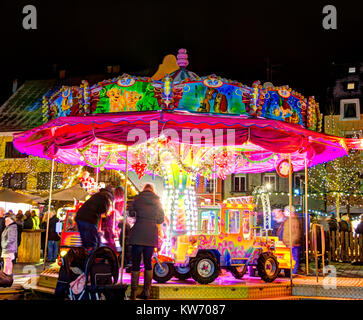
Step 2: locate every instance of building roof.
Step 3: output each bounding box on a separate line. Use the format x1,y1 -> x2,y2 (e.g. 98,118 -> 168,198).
0,79 -> 57,132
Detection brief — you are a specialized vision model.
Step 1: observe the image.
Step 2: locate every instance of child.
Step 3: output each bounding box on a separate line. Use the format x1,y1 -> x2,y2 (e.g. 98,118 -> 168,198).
0,215 -> 18,285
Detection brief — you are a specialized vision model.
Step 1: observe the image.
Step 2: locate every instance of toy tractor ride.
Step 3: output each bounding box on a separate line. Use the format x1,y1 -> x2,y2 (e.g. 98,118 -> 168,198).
152,196 -> 294,284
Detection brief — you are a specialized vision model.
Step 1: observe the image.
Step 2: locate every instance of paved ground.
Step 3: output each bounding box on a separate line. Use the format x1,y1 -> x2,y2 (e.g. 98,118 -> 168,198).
300,261 -> 363,278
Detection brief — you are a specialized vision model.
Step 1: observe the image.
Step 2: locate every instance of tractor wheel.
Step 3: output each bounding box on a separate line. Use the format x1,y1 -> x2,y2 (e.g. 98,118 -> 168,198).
257,252 -> 279,283
228,266 -> 247,279
190,253 -> 219,285
153,262 -> 175,283
174,265 -> 191,280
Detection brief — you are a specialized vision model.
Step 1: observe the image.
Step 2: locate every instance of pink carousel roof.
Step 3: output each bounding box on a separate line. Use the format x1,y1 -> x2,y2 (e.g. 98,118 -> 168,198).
13,110 -> 351,174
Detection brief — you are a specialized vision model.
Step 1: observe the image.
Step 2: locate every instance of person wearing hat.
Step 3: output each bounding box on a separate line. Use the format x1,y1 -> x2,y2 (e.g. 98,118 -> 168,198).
75,185 -> 114,252
0,214 -> 18,280
355,214 -> 363,235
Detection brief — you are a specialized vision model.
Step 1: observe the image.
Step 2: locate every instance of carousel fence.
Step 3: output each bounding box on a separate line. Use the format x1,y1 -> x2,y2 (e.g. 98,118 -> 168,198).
328,231 -> 363,263
305,230 -> 363,263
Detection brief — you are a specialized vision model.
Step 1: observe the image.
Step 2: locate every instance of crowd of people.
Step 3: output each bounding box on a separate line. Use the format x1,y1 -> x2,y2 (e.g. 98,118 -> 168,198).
0,207 -> 62,285
271,207 -> 363,274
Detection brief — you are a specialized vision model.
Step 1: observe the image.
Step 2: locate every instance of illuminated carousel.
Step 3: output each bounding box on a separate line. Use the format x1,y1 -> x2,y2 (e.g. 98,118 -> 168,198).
13,49 -> 362,298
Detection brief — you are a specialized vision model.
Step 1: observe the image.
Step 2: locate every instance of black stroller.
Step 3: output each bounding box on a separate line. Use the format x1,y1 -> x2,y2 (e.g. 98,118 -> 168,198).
55,246 -> 128,300
54,247 -> 88,300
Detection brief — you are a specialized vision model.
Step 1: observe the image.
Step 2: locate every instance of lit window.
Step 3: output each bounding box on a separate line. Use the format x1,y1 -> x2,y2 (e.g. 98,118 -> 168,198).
205,178 -> 215,193
294,175 -> 305,193
263,174 -> 276,191
199,208 -> 219,235
348,67 -> 356,73
347,83 -> 355,90
225,209 -> 240,234
242,211 -> 251,240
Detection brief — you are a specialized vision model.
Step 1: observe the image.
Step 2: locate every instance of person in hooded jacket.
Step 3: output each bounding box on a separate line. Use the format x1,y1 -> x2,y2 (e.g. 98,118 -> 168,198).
74,185 -> 114,252
1,215 -> 18,278
128,183 -> 164,300
23,211 -> 33,230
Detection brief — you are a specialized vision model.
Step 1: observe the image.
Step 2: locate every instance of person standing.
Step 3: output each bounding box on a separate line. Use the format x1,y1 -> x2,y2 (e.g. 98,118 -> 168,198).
14,213 -> 23,263
128,183 -> 164,300
272,208 -> 285,240
355,214 -> 363,235
46,211 -> 61,263
0,215 -> 18,280
114,186 -> 131,266
282,206 -> 303,275
31,210 -> 40,230
0,207 -> 5,268
339,214 -> 352,232
23,211 -> 33,230
74,186 -> 114,252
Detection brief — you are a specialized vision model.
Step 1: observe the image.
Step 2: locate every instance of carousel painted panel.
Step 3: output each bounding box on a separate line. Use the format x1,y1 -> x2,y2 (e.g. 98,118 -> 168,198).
259,88 -> 306,125
91,77 -> 161,113
177,78 -> 251,115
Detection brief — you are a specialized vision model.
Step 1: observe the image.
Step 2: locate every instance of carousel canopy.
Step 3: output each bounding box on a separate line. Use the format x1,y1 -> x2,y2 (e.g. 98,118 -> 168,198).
13,110 -> 349,174
12,49 -> 361,177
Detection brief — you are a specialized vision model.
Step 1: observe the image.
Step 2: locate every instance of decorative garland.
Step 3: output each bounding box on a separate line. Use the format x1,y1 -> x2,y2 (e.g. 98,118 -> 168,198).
239,152 -> 276,163
78,148 -> 113,168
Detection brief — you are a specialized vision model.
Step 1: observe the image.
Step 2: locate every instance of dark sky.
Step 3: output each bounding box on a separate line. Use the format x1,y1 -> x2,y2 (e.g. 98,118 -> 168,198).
0,0 -> 362,112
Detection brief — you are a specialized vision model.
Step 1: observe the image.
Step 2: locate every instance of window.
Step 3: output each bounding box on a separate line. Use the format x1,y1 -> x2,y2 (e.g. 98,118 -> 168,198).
225,209 -> 240,234
205,178 -> 215,193
233,174 -> 247,192
242,210 -> 251,240
346,82 -> 356,90
294,175 -> 305,194
37,172 -> 63,190
348,67 -> 356,73
263,174 -> 276,191
340,99 -> 360,121
2,173 -> 27,190
4,142 -> 27,158
198,208 -> 219,235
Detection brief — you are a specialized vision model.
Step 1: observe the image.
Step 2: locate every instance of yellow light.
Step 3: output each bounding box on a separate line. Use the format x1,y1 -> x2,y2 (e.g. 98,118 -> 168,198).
60,250 -> 68,257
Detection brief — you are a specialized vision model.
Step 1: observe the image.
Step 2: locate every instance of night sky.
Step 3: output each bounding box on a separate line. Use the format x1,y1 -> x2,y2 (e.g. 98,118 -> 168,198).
0,0 -> 362,112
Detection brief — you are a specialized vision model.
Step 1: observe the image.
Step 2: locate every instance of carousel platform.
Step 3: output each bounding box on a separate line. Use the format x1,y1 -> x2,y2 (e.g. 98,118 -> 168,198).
28,268 -> 363,300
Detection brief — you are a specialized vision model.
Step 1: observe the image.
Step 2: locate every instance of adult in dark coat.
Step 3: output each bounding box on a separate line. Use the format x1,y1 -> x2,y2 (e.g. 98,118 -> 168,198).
328,216 -> 338,232
128,183 -> 164,300
14,213 -> 23,263
74,186 -> 114,251
46,212 -> 61,262
23,211 -> 33,230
